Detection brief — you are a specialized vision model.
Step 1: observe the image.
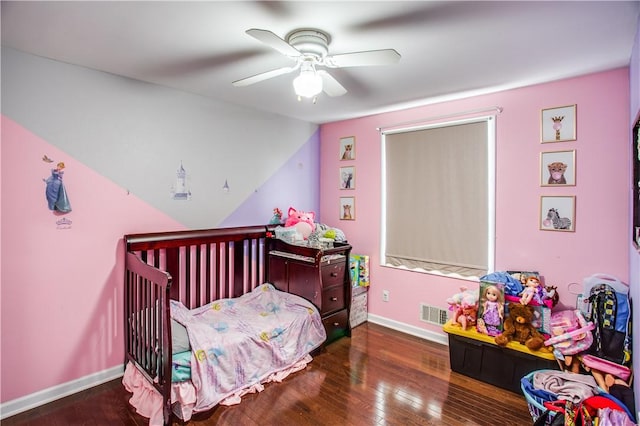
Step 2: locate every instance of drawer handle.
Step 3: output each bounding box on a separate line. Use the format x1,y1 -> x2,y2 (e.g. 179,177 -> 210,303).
333,322 -> 340,327
330,297 -> 338,301
330,272 -> 338,277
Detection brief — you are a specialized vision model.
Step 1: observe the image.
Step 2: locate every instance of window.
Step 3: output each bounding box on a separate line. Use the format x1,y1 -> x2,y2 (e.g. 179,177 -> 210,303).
381,116 -> 495,279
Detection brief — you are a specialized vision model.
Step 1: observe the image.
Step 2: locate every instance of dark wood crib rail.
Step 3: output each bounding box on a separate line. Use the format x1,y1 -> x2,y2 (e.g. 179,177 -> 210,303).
126,225 -> 269,304
124,225 -> 270,425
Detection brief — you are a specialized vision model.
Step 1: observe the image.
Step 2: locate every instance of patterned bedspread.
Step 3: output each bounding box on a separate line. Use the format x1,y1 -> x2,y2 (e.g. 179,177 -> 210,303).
169,283 -> 326,414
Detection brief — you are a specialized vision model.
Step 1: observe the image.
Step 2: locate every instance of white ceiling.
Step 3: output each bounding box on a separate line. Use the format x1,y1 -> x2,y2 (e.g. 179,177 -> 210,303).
2,1 -> 639,124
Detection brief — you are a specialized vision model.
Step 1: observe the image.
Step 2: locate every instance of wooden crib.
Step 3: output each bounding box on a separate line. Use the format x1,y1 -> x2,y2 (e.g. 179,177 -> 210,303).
123,225 -> 350,424
124,225 -> 272,423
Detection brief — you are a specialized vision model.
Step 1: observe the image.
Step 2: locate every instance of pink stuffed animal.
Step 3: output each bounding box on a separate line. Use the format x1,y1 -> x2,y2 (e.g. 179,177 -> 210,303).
446,286 -> 479,331
284,207 -> 316,239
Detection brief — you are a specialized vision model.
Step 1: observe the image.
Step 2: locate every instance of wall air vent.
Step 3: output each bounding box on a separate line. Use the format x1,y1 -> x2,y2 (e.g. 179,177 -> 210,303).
420,304 -> 448,325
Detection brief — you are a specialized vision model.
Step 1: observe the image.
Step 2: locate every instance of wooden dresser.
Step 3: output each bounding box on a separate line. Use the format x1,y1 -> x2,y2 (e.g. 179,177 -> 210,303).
266,238 -> 352,344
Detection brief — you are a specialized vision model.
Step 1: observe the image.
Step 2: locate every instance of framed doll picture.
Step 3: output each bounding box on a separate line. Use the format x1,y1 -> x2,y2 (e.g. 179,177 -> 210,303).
339,136 -> 356,161
339,166 -> 355,190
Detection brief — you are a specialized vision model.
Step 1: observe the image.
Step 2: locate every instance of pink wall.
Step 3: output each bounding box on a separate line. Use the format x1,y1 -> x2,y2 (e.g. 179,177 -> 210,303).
320,68 -> 630,333
0,117 -> 185,402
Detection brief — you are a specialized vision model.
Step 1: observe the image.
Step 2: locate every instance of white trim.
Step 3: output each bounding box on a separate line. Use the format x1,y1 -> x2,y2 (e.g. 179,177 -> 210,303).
0,364 -> 124,420
367,313 -> 449,346
380,132 -> 388,264
377,106 -> 503,133
487,115 -> 496,273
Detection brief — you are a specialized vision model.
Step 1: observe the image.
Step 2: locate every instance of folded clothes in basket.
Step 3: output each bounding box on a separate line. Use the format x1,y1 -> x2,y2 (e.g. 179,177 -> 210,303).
533,370 -> 599,404
521,373 -> 556,402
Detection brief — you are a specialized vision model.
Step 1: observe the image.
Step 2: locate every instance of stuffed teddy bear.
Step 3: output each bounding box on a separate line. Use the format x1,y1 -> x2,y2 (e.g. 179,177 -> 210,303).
494,302 -> 545,351
284,207 -> 316,239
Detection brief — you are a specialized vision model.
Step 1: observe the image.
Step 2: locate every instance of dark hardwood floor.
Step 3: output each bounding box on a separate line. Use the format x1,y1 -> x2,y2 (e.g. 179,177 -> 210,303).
2,323 -> 533,425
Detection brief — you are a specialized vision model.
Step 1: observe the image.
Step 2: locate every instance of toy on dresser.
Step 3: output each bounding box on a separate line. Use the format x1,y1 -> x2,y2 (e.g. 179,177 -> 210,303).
283,206 -> 316,239
446,287 -> 479,331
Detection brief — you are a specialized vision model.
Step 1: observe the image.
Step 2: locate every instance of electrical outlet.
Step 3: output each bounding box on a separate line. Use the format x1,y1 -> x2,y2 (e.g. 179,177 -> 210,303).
382,290 -> 389,302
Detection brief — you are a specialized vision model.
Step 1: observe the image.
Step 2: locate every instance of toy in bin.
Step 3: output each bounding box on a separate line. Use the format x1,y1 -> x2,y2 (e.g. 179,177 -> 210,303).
544,309 -> 594,360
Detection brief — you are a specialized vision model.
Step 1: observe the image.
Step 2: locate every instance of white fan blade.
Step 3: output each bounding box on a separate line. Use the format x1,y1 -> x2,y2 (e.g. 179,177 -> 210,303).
318,70 -> 347,97
325,49 -> 401,68
246,29 -> 301,57
232,66 -> 298,87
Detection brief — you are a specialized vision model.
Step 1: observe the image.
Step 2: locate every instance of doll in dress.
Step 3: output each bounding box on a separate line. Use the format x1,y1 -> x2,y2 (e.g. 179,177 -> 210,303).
478,283 -> 504,336
519,275 -> 545,305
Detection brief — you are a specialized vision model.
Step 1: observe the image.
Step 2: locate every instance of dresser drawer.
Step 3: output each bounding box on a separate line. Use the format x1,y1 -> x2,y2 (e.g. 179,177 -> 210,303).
321,286 -> 345,315
322,309 -> 349,343
321,261 -> 345,287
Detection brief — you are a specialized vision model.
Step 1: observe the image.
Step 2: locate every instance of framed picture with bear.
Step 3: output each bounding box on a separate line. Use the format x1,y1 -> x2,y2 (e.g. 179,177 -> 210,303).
339,196 -> 355,220
541,104 -> 576,143
339,166 -> 355,190
540,150 -> 575,186
339,136 -> 356,161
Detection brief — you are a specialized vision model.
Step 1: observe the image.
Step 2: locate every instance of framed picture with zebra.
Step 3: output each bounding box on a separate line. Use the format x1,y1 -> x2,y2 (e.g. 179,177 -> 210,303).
540,196 -> 575,232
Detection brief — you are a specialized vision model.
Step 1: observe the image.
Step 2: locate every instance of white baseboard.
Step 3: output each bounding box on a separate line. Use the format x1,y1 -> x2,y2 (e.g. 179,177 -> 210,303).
0,364 -> 124,420
367,313 -> 449,346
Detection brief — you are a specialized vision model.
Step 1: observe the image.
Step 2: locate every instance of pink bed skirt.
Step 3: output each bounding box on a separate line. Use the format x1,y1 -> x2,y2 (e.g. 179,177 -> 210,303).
122,354 -> 313,425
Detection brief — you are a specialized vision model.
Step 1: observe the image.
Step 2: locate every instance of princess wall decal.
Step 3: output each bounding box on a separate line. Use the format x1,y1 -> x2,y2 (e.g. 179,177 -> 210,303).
43,158 -> 72,214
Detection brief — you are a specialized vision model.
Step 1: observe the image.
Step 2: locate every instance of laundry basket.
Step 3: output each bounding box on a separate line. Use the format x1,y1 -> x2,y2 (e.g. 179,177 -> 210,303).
520,371 -> 558,425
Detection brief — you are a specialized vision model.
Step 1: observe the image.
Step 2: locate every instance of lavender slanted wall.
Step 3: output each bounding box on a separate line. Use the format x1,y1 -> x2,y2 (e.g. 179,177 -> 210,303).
320,68 -> 630,341
220,129 -> 321,227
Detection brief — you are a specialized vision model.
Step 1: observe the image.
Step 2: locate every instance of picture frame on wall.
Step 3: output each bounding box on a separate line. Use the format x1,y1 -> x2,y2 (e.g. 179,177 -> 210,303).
339,166 -> 355,190
540,150 -> 576,186
541,104 -> 577,143
540,195 -> 575,232
339,136 -> 356,161
340,196 -> 355,220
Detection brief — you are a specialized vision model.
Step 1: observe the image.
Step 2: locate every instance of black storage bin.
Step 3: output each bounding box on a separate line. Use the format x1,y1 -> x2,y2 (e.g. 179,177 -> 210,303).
446,326 -> 558,393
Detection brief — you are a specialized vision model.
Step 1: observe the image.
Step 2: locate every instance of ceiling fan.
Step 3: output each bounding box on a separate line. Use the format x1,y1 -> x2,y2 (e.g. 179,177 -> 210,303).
232,28 -> 401,101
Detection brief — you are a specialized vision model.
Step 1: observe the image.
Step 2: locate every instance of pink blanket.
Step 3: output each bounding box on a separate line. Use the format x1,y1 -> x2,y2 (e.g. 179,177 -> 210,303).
123,283 -> 326,425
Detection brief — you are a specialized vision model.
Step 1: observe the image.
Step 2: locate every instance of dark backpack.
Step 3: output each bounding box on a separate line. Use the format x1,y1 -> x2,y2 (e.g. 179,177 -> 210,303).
587,284 -> 632,366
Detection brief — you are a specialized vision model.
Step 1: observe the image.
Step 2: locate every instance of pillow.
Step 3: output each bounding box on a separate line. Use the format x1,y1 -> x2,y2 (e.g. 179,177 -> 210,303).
171,319 -> 190,354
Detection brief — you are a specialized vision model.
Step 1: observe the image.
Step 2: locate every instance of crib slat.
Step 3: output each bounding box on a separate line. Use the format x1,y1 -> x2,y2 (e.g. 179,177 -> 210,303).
166,247 -> 179,301
194,244 -> 202,307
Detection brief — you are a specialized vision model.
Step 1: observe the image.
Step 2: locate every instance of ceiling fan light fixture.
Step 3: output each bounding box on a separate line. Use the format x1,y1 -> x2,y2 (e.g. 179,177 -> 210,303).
293,66 -> 322,98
